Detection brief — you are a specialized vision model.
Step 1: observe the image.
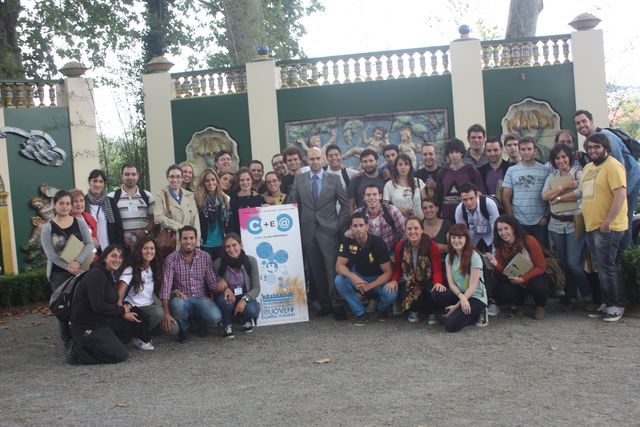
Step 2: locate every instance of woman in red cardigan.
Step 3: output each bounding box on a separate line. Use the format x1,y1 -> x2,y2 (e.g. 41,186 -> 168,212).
484,214 -> 550,320
389,216 -> 443,324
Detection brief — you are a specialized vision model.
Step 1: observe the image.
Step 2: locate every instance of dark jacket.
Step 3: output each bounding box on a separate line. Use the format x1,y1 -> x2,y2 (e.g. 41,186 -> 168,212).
478,160 -> 513,192
70,264 -> 125,330
85,195 -> 124,247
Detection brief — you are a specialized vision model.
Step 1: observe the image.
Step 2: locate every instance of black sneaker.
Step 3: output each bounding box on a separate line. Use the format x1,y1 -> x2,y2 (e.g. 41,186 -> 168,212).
177,331 -> 189,343
65,340 -> 79,365
377,310 -> 389,322
587,303 -> 607,319
222,325 -> 235,339
242,322 -> 254,333
475,308 -> 489,327
603,311 -> 623,322
353,313 -> 369,326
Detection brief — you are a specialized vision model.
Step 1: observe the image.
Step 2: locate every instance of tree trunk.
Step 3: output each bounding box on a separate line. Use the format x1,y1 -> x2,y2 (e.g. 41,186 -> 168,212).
222,0 -> 265,65
505,0 -> 543,39
0,0 -> 24,78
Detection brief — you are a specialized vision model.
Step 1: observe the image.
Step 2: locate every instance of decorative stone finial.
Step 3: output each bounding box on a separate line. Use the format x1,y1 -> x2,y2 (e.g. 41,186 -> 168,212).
144,56 -> 174,74
59,61 -> 88,78
256,45 -> 270,60
569,13 -> 601,31
458,25 -> 471,39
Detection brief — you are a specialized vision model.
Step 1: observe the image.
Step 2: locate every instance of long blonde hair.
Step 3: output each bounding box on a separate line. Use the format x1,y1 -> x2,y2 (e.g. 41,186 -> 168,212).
195,168 -> 227,207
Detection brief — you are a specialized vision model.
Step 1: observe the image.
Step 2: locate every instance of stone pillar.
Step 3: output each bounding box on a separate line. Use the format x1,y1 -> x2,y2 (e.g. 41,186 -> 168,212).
0,108 -> 18,274
143,57 -> 176,193
570,15 -> 608,129
58,62 -> 100,192
449,26 -> 486,143
246,58 -> 281,166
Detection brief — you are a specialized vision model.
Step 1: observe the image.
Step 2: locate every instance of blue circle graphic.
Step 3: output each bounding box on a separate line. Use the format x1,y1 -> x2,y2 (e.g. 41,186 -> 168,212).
256,242 -> 273,259
274,250 -> 289,264
276,214 -> 293,232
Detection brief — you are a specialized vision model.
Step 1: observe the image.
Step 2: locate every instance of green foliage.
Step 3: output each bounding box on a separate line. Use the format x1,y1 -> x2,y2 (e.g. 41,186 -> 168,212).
621,245 -> 640,306
0,270 -> 49,307
98,124 -> 150,191
200,0 -> 325,68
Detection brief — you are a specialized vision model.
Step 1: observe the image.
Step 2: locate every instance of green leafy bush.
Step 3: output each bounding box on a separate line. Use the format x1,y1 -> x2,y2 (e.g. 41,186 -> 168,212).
0,270 -> 50,307
621,246 -> 640,306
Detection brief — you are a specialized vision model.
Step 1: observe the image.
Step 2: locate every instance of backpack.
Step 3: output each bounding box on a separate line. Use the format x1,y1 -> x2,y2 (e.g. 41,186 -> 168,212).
461,195 -> 504,224
599,127 -> 640,160
112,188 -> 151,207
341,168 -> 351,187
49,271 -> 88,321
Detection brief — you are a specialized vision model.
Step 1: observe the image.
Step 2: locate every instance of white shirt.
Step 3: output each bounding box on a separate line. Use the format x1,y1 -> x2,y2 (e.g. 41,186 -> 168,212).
383,178 -> 425,218
119,266 -> 155,307
90,203 -> 109,249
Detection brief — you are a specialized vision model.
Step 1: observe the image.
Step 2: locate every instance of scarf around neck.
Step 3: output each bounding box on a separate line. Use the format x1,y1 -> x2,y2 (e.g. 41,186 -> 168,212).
85,191 -> 115,223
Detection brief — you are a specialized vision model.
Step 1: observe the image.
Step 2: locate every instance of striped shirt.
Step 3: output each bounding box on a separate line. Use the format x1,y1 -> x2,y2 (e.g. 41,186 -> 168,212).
161,249 -> 220,300
108,186 -> 155,238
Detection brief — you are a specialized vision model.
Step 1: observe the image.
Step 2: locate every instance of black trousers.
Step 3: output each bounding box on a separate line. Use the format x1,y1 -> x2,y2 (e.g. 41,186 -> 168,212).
431,289 -> 486,332
494,273 -> 550,307
49,270 -> 73,345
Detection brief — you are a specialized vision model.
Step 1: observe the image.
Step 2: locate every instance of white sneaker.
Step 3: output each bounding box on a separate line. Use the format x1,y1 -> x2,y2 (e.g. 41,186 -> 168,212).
132,337 -> 154,351
243,321 -> 255,333
427,314 -> 438,325
407,311 -> 420,323
487,302 -> 500,317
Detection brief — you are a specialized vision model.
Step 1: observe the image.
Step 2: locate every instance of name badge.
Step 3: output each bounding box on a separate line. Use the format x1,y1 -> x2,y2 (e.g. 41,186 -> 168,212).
233,287 -> 243,296
476,225 -> 488,234
128,203 -> 138,212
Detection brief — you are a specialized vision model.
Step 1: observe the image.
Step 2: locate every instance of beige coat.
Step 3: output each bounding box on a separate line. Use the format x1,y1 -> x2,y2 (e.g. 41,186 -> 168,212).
154,188 -> 201,247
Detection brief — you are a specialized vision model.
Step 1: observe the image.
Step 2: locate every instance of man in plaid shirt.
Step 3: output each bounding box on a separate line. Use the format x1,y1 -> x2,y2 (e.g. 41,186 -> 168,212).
161,225 -> 235,342
352,183 -> 405,254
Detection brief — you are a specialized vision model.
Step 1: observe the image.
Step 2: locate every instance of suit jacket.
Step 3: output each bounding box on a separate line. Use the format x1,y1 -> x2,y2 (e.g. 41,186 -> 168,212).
288,171 -> 348,237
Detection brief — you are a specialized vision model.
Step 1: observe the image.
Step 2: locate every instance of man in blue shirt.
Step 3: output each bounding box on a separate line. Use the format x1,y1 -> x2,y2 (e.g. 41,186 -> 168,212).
574,109 -> 640,250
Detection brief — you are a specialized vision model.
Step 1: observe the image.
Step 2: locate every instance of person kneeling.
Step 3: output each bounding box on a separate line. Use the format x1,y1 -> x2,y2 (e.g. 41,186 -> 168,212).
432,224 -> 489,332
68,245 -> 150,365
335,212 -> 396,325
160,226 -> 225,342
213,233 -> 261,338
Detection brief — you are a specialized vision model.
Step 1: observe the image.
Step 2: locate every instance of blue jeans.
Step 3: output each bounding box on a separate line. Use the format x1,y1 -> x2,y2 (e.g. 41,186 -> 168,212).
549,230 -> 590,300
169,296 -> 222,334
586,230 -> 624,309
335,270 -> 397,316
215,293 -> 260,327
622,182 -> 640,251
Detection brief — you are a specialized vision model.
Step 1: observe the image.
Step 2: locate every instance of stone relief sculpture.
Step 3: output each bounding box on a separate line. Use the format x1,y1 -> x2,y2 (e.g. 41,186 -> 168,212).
185,126 -> 240,177
285,109 -> 448,169
500,97 -> 561,161
0,127 -> 67,166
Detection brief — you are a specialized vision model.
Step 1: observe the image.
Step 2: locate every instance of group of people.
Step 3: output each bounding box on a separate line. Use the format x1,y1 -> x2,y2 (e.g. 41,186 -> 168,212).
41,108 -> 635,365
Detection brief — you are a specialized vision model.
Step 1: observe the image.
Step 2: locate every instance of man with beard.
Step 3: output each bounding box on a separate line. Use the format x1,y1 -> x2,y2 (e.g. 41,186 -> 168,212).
161,226 -> 229,342
574,109 -> 640,250
463,124 -> 489,168
347,149 -> 386,213
581,133 -> 628,322
478,137 -> 512,196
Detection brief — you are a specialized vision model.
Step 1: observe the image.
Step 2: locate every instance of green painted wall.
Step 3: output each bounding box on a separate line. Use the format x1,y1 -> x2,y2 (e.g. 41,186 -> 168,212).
277,76 -> 454,150
171,94 -> 252,165
483,63 -> 576,137
3,107 -> 74,270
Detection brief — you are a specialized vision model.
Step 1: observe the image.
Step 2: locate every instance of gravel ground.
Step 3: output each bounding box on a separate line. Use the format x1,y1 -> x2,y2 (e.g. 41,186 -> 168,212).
0,302 -> 639,426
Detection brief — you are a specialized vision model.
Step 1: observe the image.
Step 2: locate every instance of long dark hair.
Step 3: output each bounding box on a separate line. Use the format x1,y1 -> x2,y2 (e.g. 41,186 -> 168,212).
125,236 -> 163,295
446,223 -> 474,274
97,244 -> 124,276
493,214 -> 527,256
392,153 -> 417,195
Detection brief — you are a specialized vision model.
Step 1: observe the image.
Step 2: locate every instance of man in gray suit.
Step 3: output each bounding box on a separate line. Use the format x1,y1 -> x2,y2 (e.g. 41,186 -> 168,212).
289,147 -> 349,319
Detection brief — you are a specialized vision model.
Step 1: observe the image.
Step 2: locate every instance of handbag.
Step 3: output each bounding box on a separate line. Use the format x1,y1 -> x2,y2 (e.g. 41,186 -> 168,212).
153,190 -> 177,259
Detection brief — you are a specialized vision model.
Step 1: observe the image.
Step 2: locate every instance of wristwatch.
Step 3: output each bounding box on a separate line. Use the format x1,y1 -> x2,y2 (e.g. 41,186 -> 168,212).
242,295 -> 251,302
556,196 -> 562,202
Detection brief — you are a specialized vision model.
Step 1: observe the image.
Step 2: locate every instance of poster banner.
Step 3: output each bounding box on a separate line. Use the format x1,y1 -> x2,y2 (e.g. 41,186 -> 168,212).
239,204 -> 309,326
